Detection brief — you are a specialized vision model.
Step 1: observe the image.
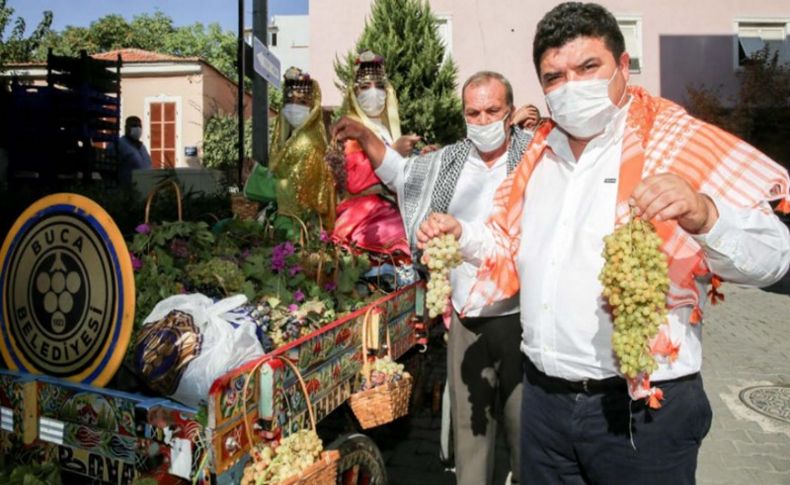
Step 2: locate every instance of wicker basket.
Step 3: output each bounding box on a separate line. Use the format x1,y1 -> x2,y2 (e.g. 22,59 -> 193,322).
277,450 -> 339,485
348,309 -> 413,429
231,193 -> 261,220
242,355 -> 338,485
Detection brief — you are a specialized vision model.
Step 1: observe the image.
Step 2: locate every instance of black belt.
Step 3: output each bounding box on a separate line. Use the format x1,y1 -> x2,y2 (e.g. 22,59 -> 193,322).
525,358 -> 698,395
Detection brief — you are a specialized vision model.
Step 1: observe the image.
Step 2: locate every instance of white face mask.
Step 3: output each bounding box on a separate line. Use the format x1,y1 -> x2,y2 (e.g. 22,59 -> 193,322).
282,103 -> 310,129
129,126 -> 143,140
545,68 -> 623,139
466,113 -> 509,153
357,87 -> 387,117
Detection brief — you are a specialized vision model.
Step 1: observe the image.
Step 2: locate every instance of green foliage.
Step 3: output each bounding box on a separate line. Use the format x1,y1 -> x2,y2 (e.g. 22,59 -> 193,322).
687,45 -> 790,167
35,12 -> 238,83
334,0 -> 464,144
202,114 -> 252,170
129,215 -> 380,336
269,83 -> 284,112
0,0 -> 53,66
0,461 -> 61,485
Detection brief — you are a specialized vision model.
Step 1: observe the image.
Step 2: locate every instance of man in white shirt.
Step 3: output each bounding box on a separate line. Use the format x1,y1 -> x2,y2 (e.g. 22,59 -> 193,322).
417,3 -> 790,484
333,72 -> 532,484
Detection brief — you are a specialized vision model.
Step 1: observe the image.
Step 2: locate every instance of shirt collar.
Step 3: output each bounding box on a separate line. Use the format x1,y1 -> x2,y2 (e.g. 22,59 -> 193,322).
468,144 -> 509,169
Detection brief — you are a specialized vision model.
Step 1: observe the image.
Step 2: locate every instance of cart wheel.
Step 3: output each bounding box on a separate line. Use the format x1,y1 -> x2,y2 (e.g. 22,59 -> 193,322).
327,432 -> 387,485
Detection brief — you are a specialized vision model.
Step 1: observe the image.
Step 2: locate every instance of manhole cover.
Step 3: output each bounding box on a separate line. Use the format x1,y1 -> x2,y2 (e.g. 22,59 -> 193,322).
739,386 -> 790,424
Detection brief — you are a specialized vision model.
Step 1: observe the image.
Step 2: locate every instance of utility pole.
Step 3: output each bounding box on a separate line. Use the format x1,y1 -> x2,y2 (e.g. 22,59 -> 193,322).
252,0 -> 269,166
237,0 -> 245,184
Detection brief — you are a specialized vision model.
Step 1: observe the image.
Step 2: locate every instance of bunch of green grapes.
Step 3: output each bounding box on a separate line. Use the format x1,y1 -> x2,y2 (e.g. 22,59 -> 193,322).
372,356 -> 405,376
242,430 -> 323,485
599,216 -> 670,379
422,233 -> 463,318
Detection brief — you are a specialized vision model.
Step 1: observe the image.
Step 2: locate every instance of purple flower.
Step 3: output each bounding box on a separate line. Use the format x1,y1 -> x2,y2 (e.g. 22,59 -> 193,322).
271,241 -> 296,272
320,230 -> 331,243
135,223 -> 151,235
283,242 -> 295,257
271,254 -> 286,272
288,265 -> 302,277
323,281 -> 337,291
293,289 -> 305,303
130,253 -> 143,271
288,304 -> 299,313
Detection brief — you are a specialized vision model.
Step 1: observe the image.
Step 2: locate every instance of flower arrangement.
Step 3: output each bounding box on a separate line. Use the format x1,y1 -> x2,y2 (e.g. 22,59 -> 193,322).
128,214 -> 376,353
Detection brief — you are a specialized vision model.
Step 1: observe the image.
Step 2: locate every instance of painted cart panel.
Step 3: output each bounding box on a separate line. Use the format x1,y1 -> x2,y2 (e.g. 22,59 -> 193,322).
1,282 -> 426,483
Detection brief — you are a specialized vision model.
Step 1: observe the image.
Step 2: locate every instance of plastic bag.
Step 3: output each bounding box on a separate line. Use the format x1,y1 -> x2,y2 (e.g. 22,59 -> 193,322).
134,293 -> 265,408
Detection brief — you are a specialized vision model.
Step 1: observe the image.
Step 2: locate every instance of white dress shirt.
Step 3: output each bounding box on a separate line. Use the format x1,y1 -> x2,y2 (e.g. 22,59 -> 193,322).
376,146 -> 519,317
459,104 -> 790,381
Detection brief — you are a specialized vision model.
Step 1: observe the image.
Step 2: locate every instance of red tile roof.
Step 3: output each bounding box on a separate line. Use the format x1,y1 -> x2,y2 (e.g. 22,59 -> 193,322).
91,48 -> 200,63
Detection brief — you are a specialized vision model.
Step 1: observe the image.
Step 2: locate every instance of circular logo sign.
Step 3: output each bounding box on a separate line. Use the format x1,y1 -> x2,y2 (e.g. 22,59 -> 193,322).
0,194 -> 134,386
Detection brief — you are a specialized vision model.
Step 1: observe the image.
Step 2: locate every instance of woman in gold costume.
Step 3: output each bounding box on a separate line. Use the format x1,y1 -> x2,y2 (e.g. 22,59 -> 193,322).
245,67 -> 335,227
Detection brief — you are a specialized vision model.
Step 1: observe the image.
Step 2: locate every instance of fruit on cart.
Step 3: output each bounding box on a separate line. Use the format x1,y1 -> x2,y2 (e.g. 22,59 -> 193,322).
360,356 -> 405,391
241,429 -> 324,485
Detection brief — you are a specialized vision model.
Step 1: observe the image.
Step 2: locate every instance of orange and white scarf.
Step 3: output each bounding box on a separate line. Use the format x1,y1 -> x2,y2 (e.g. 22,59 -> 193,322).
464,86 -> 790,407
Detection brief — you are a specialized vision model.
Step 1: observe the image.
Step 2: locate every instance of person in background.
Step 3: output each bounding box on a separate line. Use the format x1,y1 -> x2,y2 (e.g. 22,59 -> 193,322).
244,67 -> 335,227
116,115 -> 152,185
331,50 -> 418,259
334,70 -> 534,485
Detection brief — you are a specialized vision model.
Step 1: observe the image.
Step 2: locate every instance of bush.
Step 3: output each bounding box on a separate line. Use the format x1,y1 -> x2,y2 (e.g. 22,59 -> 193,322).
202,114 -> 252,171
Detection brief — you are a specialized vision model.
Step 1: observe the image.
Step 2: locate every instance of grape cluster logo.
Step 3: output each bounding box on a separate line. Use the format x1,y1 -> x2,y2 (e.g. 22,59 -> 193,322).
0,194 -> 134,386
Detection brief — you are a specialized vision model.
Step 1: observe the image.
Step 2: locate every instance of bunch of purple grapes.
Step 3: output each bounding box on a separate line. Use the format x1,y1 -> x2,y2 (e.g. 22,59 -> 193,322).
324,141 -> 347,195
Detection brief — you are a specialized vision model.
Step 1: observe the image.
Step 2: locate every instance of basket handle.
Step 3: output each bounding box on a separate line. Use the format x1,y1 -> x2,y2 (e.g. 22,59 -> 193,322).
241,355 -> 316,451
279,213 -> 310,248
144,180 -> 183,224
360,308 -> 391,385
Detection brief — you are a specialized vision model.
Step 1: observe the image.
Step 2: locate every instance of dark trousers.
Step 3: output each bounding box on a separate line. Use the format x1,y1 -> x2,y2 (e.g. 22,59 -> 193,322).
448,311 -> 523,485
520,359 -> 713,485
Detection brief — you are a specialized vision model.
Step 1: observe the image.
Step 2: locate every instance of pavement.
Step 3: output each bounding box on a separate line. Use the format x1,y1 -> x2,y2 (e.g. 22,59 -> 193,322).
376,277 -> 790,485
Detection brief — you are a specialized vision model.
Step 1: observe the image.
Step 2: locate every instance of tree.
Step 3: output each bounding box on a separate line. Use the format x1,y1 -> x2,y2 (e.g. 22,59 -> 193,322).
202,114 -> 252,171
37,12 -> 238,83
0,0 -> 53,65
687,46 -> 790,168
334,0 -> 464,145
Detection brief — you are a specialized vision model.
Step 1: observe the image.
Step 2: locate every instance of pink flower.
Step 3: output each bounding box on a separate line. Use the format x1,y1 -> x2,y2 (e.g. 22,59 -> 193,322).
130,253 -> 143,271
288,304 -> 299,313
293,289 -> 305,303
320,230 -> 331,243
135,223 -> 151,234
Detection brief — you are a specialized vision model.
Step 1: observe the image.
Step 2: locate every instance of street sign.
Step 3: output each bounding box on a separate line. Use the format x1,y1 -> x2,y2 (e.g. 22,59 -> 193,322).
253,36 -> 281,88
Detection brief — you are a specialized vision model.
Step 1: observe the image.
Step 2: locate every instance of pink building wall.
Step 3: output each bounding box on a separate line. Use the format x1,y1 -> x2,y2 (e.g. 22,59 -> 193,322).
309,0 -> 790,110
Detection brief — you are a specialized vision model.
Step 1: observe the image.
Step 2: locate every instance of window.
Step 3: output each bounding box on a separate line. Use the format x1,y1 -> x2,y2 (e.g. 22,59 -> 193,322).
435,14 -> 452,64
736,20 -> 789,66
617,17 -> 642,73
148,102 -> 177,169
268,25 -> 279,47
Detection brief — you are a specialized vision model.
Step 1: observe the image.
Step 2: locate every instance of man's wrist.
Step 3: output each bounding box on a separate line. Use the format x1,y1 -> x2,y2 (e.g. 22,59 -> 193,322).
691,193 -> 719,235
